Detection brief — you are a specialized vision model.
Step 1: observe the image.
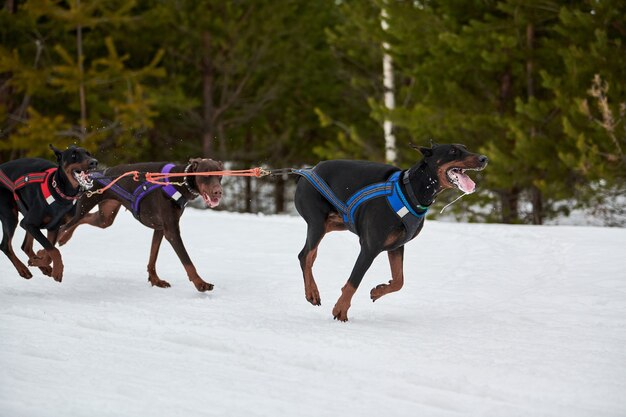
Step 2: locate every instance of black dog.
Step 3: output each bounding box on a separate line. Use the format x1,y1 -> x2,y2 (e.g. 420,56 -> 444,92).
58,158 -> 223,292
0,145 -> 98,281
294,143 -> 488,321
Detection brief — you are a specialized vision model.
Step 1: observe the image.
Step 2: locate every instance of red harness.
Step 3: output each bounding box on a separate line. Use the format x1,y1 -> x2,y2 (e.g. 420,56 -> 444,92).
0,167 -> 78,205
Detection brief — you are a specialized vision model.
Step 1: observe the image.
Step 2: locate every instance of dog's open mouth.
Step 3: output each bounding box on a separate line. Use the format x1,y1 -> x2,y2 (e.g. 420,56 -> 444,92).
201,192 -> 220,208
447,167 -> 482,194
73,170 -> 94,190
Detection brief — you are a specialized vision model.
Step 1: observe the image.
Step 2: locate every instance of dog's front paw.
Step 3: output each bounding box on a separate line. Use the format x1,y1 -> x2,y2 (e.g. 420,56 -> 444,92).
305,286 -> 321,306
332,303 -> 350,322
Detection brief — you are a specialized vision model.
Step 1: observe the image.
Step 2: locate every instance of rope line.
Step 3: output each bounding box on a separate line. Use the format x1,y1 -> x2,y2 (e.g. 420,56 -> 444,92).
86,167 -> 274,197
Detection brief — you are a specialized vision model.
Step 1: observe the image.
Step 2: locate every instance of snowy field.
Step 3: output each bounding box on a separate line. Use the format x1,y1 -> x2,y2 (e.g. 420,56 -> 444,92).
1,209 -> 625,417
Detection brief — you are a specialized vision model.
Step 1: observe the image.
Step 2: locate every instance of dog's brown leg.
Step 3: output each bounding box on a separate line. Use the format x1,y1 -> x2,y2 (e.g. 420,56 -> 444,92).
163,223 -> 213,292
47,247 -> 63,282
370,246 -> 404,302
28,246 -> 63,281
332,247 -> 377,321
22,233 -> 53,277
3,237 -> 32,279
59,199 -> 121,246
147,229 -> 170,288
20,219 -> 64,282
332,282 -> 356,322
298,213 -> 347,306
302,246 -> 321,305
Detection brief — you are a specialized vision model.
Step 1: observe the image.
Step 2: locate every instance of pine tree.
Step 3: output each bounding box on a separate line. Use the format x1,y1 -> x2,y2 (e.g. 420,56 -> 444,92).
0,0 -> 164,162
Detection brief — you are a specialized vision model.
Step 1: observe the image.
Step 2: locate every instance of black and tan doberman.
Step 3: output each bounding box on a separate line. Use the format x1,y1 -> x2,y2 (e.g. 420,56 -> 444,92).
294,143 -> 488,321
0,145 -> 98,281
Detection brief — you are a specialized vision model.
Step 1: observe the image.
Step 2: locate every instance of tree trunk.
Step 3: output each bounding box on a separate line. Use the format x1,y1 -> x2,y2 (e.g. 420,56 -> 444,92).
531,186 -> 543,225
76,0 -> 87,137
217,122 -> 226,160
381,6 -> 396,164
3,0 -> 16,13
499,187 -> 520,224
244,176 -> 253,213
274,175 -> 285,214
498,69 -> 511,115
244,129 -> 253,213
526,22 -> 544,225
201,31 -> 215,157
0,0 -> 16,135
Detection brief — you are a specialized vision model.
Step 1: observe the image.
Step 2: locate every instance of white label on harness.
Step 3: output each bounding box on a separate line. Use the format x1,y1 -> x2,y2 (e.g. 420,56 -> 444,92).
46,195 -> 55,205
396,206 -> 409,218
171,191 -> 182,201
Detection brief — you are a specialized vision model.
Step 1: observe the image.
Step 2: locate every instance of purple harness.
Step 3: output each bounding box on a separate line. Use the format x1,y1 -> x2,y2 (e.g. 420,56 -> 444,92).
92,163 -> 187,219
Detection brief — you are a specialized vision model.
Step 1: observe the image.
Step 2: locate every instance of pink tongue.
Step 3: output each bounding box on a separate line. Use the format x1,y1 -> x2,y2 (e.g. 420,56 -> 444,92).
457,172 -> 475,193
204,195 -> 220,208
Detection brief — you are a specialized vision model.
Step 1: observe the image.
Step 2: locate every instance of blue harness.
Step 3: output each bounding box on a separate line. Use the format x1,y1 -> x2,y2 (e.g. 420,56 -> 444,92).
91,163 -> 187,219
294,169 -> 428,234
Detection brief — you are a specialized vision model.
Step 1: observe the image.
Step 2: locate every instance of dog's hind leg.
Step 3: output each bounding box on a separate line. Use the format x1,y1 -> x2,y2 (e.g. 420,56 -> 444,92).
297,218 -> 326,306
58,198 -> 120,246
370,246 -> 404,302
146,229 -> 171,288
0,195 -> 33,279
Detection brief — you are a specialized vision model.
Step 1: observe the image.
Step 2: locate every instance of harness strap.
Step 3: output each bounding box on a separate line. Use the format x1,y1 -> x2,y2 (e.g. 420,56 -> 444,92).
161,163 -> 188,207
293,169 -> 348,214
40,168 -> 56,205
389,173 -> 427,218
0,167 -> 73,206
0,169 -> 17,193
346,180 -> 394,224
92,164 -> 187,219
92,172 -> 135,202
131,182 -> 161,215
402,170 -> 430,213
295,169 -> 428,234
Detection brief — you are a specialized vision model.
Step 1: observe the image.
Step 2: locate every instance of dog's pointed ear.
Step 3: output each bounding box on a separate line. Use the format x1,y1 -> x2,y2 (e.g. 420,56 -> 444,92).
411,143 -> 433,157
419,147 -> 433,157
419,146 -> 433,158
188,157 -> 202,171
49,144 -> 62,163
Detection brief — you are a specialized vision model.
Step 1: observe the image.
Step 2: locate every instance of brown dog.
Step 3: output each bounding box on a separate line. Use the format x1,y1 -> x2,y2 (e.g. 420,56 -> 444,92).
59,158 -> 223,291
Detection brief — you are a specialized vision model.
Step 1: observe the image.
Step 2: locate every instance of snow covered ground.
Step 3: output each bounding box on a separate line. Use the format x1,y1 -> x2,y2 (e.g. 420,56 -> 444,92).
1,209 -> 625,417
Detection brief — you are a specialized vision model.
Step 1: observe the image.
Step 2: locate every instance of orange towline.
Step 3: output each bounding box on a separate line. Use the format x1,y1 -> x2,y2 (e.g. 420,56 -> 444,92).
87,167 -> 269,197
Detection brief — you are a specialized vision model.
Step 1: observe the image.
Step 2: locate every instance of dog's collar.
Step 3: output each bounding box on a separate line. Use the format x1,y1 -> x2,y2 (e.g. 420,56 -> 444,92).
183,163 -> 199,197
402,170 -> 431,211
50,169 -> 82,202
